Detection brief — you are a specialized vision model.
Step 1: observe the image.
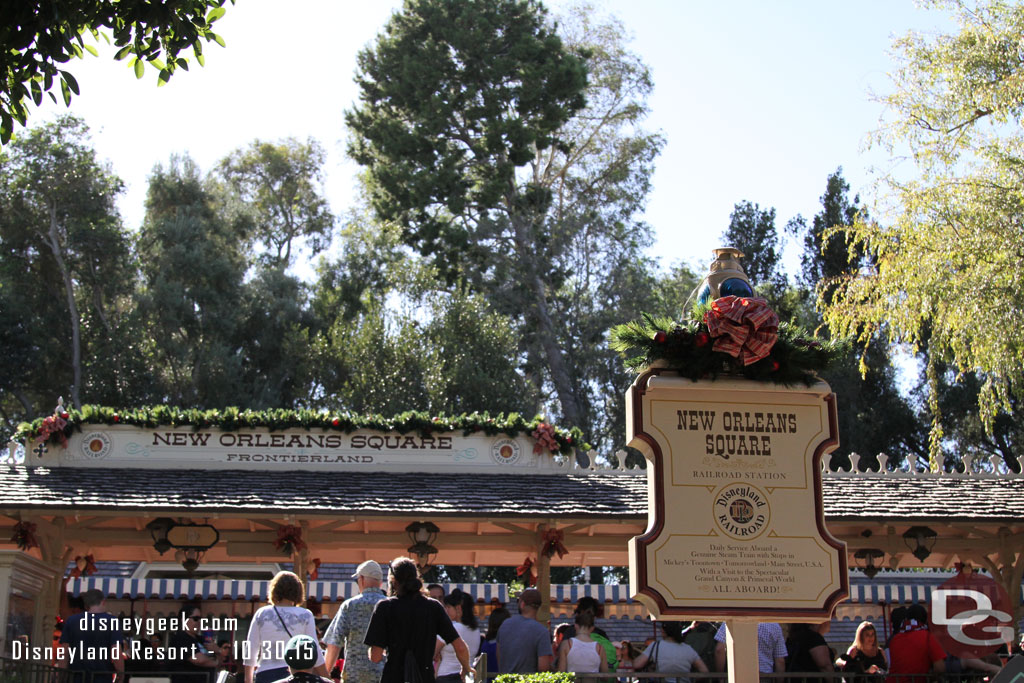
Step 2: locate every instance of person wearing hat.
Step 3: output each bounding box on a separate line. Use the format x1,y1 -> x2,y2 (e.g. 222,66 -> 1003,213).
495,588 -> 552,674
324,561 -> 387,683
276,635 -> 331,683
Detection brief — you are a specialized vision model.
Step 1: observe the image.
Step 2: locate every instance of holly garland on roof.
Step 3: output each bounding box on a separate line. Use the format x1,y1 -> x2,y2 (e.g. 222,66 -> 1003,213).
15,406 -> 590,454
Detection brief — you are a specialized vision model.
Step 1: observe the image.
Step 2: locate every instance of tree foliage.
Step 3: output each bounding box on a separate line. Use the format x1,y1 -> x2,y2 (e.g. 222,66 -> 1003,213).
821,0 -> 1024,460
721,200 -> 785,288
346,0 -> 663,445
0,115 -> 131,414
215,138 -> 334,267
1,0 -> 233,143
347,0 -> 587,274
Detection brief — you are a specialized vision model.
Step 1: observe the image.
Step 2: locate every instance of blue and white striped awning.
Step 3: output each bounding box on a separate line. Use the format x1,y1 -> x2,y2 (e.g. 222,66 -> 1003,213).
68,578 -> 507,603
550,584 -> 633,603
847,583 -> 934,604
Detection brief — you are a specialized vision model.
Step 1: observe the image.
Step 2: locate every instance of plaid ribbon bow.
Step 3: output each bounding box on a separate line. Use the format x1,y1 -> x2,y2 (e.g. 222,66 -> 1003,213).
704,296 -> 779,366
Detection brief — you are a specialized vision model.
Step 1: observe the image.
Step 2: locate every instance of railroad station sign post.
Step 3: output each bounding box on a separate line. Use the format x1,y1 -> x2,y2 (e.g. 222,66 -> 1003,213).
627,370 -> 848,681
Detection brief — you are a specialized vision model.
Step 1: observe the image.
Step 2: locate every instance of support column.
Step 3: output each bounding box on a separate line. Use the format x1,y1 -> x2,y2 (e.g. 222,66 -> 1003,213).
723,620 -> 759,683
535,524 -> 552,626
33,517 -> 76,651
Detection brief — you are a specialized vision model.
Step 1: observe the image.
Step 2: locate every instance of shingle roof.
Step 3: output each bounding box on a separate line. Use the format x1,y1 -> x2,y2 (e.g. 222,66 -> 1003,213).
0,466 -> 647,518
3,466 -> 1023,521
822,474 -> 1024,523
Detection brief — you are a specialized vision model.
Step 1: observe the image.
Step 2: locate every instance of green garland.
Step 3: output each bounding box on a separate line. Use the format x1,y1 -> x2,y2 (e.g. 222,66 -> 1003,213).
609,311 -> 849,385
15,406 -> 590,454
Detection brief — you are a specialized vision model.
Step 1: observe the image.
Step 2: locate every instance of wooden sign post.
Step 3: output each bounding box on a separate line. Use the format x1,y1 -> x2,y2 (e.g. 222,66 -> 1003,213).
627,369 -> 848,681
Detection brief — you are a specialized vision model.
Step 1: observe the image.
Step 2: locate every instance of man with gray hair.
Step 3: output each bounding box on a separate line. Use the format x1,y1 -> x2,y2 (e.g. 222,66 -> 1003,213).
324,561 -> 387,683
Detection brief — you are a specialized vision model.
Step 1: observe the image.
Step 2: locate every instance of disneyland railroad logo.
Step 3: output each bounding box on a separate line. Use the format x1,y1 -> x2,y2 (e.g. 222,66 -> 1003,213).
713,482 -> 769,539
676,409 -> 797,459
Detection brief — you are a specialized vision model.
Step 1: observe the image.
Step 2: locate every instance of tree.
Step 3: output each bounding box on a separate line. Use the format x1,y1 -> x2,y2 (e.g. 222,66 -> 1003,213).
1,0 -> 232,143
821,0 -> 1024,462
0,116 -> 130,412
721,200 -> 784,288
135,154 -> 247,407
347,0 -> 663,440
308,214 -> 538,417
787,169 -> 926,470
790,168 -> 866,294
215,138 -> 334,267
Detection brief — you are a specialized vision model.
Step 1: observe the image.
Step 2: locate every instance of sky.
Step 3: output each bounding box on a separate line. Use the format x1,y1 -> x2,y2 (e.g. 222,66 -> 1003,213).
28,0 -> 954,278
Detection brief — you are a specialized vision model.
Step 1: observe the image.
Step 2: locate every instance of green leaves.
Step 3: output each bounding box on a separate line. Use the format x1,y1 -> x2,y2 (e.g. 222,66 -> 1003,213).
0,0 -> 235,144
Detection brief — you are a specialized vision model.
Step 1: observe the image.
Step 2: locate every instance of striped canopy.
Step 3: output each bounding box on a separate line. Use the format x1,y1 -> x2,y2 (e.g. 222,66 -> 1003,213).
68,577 -> 507,603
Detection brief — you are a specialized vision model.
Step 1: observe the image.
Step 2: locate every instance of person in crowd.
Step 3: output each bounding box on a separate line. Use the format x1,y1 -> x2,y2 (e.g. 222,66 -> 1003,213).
496,588 -> 551,674
324,560 -> 387,683
278,635 -> 332,683
168,604 -> 219,683
427,584 -> 445,602
681,621 -> 719,673
784,622 -> 834,683
126,635 -> 160,675
885,607 -> 907,649
569,597 -> 617,671
59,589 -> 126,683
478,606 -> 510,675
434,590 -> 480,683
886,603 -> 945,682
217,639 -> 237,674
633,621 -> 707,683
556,610 -> 607,674
615,640 -> 639,676
552,624 -> 573,657
364,557 -> 469,683
835,621 -> 887,677
244,571 -> 326,683
714,622 -> 787,676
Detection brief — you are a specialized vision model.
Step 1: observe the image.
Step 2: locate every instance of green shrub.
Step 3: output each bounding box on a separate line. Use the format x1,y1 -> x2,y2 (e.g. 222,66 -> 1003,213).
493,674 -> 575,683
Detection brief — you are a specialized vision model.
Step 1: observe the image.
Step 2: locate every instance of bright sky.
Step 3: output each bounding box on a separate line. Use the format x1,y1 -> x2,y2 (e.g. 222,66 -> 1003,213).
30,0 -> 952,276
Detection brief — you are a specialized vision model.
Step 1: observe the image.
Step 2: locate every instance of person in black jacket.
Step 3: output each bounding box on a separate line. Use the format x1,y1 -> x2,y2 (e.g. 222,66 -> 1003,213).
364,557 -> 470,683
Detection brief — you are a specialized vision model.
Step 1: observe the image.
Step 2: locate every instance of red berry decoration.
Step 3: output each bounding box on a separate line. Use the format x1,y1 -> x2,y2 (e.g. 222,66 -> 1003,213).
771,360 -> 780,372
60,411 -> 69,419
653,331 -> 668,344
695,331 -> 710,347
112,414 -> 120,423
331,418 -> 340,427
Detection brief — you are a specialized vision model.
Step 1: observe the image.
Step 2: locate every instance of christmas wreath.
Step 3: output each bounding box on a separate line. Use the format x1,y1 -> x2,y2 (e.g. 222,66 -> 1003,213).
610,298 -> 848,385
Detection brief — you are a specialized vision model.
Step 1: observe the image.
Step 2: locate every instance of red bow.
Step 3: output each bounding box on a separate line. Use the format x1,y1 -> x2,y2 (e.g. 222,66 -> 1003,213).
704,296 -> 779,365
274,525 -> 306,554
70,554 -> 97,577
516,557 -> 535,586
532,423 -> 559,454
308,558 -> 321,581
542,529 -> 568,559
11,521 -> 38,551
37,412 -> 69,448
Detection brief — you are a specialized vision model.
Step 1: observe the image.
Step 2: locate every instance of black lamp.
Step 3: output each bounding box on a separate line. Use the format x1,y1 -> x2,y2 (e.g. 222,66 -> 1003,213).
146,518 -> 175,555
405,521 -> 439,569
903,526 -> 937,562
854,548 -> 885,579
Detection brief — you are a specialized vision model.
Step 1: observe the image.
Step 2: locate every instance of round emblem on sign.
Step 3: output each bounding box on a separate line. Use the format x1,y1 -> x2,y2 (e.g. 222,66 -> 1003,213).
490,438 -> 521,466
713,483 -> 770,540
80,432 -> 112,459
